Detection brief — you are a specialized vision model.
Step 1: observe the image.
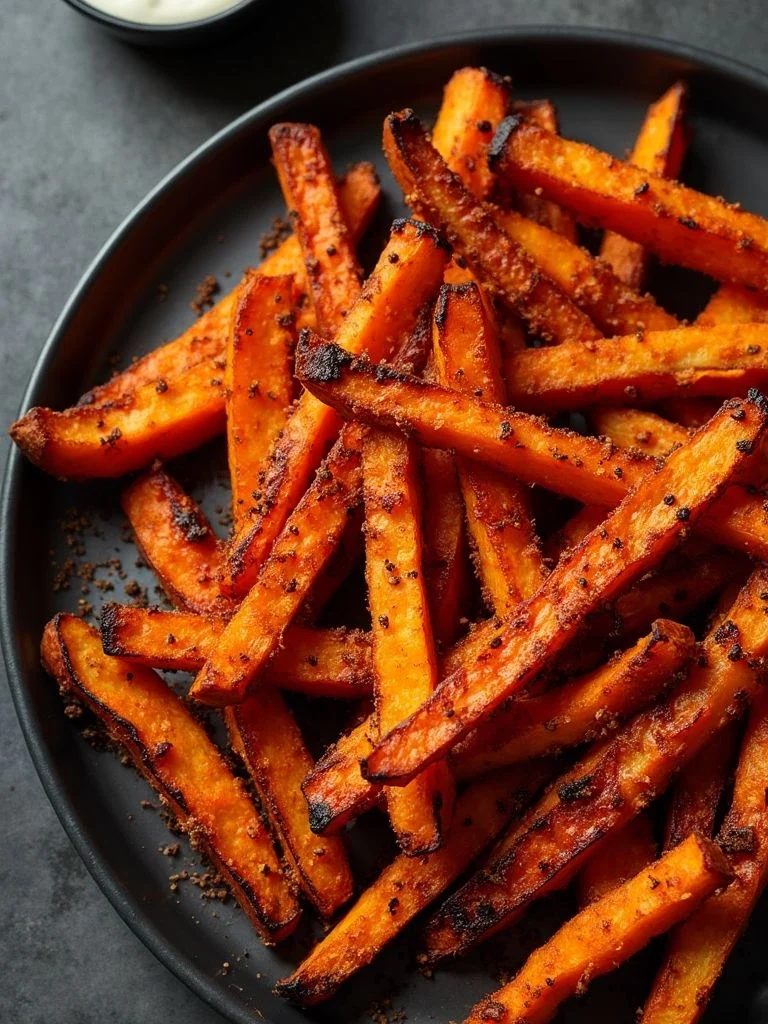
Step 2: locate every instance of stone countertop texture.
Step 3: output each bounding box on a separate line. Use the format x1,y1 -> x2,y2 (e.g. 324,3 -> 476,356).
2,1 -> 768,1021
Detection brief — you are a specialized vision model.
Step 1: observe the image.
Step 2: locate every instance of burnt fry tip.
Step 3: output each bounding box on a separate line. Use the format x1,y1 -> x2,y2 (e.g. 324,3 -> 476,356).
487,113 -> 524,167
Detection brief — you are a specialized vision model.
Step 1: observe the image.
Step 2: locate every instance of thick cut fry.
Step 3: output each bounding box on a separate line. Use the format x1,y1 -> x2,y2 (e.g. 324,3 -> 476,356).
100,605 -> 373,698
464,834 -> 731,1024
301,717 -> 379,836
227,692 -> 353,917
224,218 -> 449,596
578,813 -> 658,906
226,273 -> 295,532
296,340 -> 768,566
11,356 -> 227,480
696,282 -> 768,327
422,567 -> 768,962
360,396 -> 764,784
363,429 -> 454,854
593,407 -> 689,456
452,620 -> 695,780
433,283 -> 544,613
384,110 -> 601,346
431,66 -> 512,199
600,83 -> 689,289
505,324 -> 768,412
278,764 -> 553,1005
642,690 -> 768,1024
269,123 -> 362,332
513,98 -> 579,242
421,447 -> 470,646
663,722 -> 739,851
122,467 -> 235,617
489,116 -> 768,290
41,614 -> 299,942
192,424 -> 365,705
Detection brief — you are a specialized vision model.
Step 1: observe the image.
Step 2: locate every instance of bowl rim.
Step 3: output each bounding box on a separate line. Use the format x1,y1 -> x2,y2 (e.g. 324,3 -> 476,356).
61,0 -> 262,35
5,24 -> 768,1024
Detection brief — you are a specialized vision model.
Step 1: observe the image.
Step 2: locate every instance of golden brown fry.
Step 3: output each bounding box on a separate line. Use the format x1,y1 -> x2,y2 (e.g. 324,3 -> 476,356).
227,691 -> 353,917
490,116 -> 768,290
642,691 -> 768,1023
99,605 -> 373,698
452,620 -> 695,781
296,339 -> 768,564
121,467 -> 235,617
384,109 -> 602,345
600,83 -> 689,289
433,282 -> 544,613
362,428 -> 454,854
593,407 -> 689,456
223,218 -> 449,597
226,273 -> 295,532
663,722 -> 740,852
360,395 -> 764,784
577,812 -> 658,907
696,282 -> 768,327
277,764 -> 553,1005
269,123 -> 362,332
512,98 -> 579,242
504,324 -> 768,412
464,834 -> 731,1024
422,566 -> 768,963
41,614 -> 300,943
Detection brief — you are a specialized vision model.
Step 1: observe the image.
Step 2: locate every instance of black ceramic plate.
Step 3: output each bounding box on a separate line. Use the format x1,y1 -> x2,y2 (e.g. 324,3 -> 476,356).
6,27 -> 768,1024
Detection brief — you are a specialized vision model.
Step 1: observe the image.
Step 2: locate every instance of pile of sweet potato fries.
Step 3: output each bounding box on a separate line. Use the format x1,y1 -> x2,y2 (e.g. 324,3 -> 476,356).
16,66 -> 768,1022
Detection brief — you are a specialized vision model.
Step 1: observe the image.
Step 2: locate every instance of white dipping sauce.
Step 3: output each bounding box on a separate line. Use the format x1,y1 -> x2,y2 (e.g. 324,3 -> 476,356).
84,0 -> 242,24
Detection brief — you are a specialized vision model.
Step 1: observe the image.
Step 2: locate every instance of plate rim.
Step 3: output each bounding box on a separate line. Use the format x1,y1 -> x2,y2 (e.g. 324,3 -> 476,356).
5,25 -> 768,1024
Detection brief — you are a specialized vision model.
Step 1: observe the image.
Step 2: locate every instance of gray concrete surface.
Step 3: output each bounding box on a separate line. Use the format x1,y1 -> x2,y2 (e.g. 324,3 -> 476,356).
2,1 -> 768,1021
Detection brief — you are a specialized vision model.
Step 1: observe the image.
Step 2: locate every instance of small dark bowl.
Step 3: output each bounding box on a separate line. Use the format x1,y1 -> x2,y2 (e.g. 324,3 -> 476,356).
62,0 -> 266,45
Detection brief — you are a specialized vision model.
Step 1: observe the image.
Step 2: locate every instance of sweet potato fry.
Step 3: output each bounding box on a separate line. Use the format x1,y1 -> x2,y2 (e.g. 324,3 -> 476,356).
422,566 -> 768,963
384,109 -> 602,345
362,428 -> 454,854
421,447 -> 470,646
433,282 -> 544,613
11,354 -> 227,480
464,834 -> 731,1024
489,116 -> 768,290
512,98 -> 579,242
99,605 -> 373,698
301,716 -> 379,836
269,123 -> 362,333
431,66 -> 512,199
505,323 -> 768,412
663,722 -> 740,852
593,407 -> 689,456
360,395 -> 765,784
277,763 -> 553,1005
191,423 -> 365,705
41,614 -> 300,942
295,340 -> 768,563
227,691 -> 353,917
642,690 -> 768,1023
223,218 -> 449,597
600,83 -> 689,290
226,273 -> 296,532
122,467 -> 235,617
451,620 -> 695,781
696,282 -> 768,327
577,812 -> 658,906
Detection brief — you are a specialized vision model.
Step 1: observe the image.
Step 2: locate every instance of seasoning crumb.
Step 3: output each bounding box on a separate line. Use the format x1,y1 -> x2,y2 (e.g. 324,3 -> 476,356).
190,274 -> 220,316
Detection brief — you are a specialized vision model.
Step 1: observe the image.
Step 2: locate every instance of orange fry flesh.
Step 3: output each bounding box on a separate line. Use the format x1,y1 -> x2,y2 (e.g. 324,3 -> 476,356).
226,273 -> 295,532
121,467 -> 235,618
277,764 -> 553,1005
696,281 -> 768,327
223,218 -> 450,597
422,565 -> 768,963
593,407 -> 689,456
464,833 -> 731,1024
226,691 -> 353,917
363,428 -> 454,854
490,116 -> 768,290
642,690 -> 768,1023
301,716 -> 380,836
578,812 -> 658,907
269,123 -> 362,333
99,605 -> 373,698
600,82 -> 689,290
360,394 -> 765,784
433,282 -> 544,614
513,98 -> 579,242
41,614 -> 300,943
